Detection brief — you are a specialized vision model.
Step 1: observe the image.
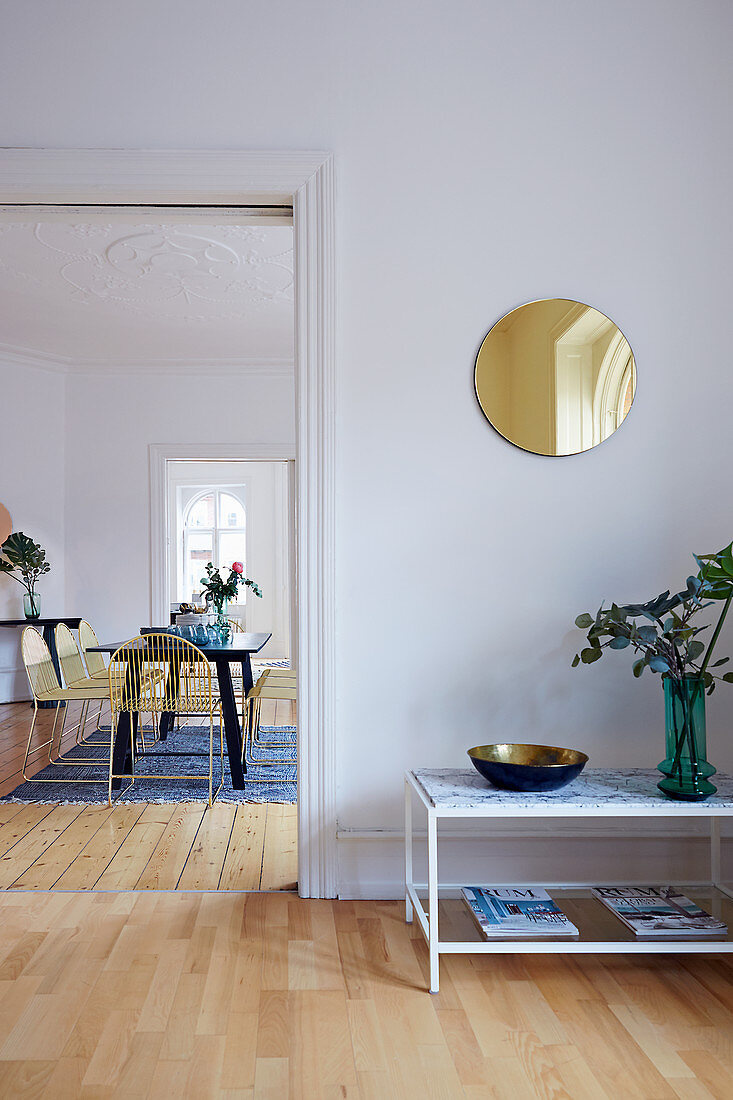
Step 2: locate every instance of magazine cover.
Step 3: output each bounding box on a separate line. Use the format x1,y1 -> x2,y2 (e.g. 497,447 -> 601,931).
591,886 -> 727,937
460,886 -> 579,938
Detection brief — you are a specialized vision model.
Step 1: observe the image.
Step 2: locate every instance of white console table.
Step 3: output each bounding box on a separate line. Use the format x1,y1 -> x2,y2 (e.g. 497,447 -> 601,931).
405,768 -> 733,993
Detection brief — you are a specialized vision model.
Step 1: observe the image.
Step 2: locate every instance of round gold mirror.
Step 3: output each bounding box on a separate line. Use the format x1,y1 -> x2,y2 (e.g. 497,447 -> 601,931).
474,299 -> 636,456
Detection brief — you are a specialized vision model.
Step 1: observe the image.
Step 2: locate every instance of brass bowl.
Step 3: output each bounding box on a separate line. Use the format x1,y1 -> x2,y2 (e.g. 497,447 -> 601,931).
467,743 -> 588,792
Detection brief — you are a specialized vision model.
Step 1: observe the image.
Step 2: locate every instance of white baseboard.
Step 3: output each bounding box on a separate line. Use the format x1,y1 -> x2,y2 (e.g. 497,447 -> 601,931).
0,666 -> 30,704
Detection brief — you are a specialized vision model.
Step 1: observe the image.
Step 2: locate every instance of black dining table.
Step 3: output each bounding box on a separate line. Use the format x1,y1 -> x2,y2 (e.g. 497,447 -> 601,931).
0,616 -> 83,707
88,631 -> 271,789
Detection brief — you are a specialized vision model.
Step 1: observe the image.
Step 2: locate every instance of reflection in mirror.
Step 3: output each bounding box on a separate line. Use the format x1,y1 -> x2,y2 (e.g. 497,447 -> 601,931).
474,299 -> 636,456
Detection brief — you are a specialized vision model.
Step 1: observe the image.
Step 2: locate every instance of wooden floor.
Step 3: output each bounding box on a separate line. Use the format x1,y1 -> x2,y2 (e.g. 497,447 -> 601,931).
0,891 -> 731,1097
0,801 -> 297,892
0,696 -> 297,892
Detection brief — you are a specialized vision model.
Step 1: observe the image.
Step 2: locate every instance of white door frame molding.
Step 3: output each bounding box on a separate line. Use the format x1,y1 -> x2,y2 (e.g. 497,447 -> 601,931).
0,149 -> 337,898
149,442 -> 296,630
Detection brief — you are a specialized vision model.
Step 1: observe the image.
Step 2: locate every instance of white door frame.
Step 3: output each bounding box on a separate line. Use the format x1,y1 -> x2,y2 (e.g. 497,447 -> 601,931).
0,150 -> 337,898
149,444 -> 296,655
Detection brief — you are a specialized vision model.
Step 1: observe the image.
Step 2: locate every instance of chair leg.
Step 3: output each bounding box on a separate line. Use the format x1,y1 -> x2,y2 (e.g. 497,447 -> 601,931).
209,713 -> 213,808
22,701 -> 41,780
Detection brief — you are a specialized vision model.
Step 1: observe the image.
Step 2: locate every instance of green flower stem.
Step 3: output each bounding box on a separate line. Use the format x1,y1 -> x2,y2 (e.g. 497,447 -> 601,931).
670,590 -> 733,776
700,590 -> 733,678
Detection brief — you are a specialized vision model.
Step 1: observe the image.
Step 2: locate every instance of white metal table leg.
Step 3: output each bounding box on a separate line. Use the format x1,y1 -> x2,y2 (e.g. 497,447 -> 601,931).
405,777 -> 413,923
711,816 -> 721,887
428,809 -> 439,993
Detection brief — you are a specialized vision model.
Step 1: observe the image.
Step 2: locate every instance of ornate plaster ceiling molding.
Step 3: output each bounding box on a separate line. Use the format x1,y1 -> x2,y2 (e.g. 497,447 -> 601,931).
0,220 -> 294,365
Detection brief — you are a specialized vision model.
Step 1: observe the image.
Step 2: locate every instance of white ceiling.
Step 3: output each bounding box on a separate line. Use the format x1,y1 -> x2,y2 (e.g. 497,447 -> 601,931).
0,219 -> 294,370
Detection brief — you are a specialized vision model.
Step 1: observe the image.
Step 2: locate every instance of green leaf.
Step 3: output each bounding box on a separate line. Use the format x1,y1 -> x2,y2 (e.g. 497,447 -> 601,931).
723,672 -> 733,683
632,659 -> 645,678
721,542 -> 733,577
609,636 -> 630,649
648,655 -> 669,673
581,647 -> 603,664
571,654 -> 580,668
687,640 -> 705,661
574,613 -> 593,629
712,657 -> 730,667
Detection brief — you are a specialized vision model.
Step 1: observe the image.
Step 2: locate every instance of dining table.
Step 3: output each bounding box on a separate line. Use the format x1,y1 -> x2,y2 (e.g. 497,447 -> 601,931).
87,630 -> 272,789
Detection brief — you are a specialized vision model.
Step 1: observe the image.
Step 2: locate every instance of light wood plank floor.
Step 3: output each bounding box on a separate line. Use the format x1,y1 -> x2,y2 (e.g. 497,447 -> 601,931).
0,891 -> 731,1097
0,800 -> 297,892
0,697 -> 297,892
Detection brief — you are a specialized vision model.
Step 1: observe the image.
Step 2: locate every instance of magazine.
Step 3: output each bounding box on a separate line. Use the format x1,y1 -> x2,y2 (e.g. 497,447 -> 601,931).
460,886 -> 579,938
591,886 -> 727,938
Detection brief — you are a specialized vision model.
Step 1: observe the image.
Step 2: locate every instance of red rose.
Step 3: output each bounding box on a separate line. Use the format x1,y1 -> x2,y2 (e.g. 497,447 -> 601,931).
232,561 -> 244,574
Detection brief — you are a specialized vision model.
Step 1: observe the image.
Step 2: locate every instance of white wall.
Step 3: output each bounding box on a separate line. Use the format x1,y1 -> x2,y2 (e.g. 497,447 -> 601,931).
0,361 -> 66,700
63,370 -> 295,641
1,0 -> 733,894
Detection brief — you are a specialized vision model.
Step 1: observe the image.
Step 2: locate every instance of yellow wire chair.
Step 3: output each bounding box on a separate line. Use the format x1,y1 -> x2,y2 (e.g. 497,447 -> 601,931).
69,622 -> 165,749
55,622 -> 114,747
21,626 -> 110,783
108,633 -> 224,807
241,668 -> 297,778
248,668 -> 296,748
210,616 -> 247,703
79,619 -> 108,681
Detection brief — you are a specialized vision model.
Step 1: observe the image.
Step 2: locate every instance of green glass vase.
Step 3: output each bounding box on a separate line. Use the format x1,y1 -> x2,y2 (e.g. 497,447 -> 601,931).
657,676 -> 716,801
215,600 -> 231,644
23,592 -> 41,619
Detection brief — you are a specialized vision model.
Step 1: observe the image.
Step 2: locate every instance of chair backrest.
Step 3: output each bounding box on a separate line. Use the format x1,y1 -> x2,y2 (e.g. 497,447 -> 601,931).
21,626 -> 62,699
248,668 -> 297,701
55,623 -> 89,687
109,633 -> 213,717
79,620 -> 106,678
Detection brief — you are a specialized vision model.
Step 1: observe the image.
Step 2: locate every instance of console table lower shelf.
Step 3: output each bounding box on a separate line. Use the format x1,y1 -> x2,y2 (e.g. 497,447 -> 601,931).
405,768 -> 733,994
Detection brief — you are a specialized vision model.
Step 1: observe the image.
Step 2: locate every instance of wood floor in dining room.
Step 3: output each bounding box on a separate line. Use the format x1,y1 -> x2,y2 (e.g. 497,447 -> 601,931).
0,697 -> 297,892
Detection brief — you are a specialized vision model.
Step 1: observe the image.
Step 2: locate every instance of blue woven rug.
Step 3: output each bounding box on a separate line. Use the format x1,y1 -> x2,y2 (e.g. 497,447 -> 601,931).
1,725 -> 296,804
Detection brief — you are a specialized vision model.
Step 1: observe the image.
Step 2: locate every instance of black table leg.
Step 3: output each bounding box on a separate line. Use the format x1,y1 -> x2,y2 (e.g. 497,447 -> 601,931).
215,658 -> 246,787
241,656 -> 255,746
241,655 -> 253,696
111,659 -> 138,789
41,624 -> 65,709
111,711 -> 134,789
158,713 -> 173,743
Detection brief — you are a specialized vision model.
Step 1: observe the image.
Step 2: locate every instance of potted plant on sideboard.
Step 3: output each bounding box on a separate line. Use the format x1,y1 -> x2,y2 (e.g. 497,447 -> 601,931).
0,532 -> 51,619
573,542 -> 733,801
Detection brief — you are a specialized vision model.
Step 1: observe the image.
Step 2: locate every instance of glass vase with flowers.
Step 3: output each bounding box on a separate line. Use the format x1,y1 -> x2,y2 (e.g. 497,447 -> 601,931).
199,561 -> 262,643
573,543 -> 733,801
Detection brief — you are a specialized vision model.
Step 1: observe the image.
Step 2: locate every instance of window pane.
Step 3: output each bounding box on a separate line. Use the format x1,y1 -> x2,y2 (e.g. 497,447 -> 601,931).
219,532 -> 247,599
219,492 -> 245,528
184,530 -> 214,600
186,493 -> 215,528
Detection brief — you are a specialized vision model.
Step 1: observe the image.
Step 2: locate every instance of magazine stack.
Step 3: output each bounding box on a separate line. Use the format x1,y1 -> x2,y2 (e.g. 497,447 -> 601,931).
461,886 -> 579,938
591,886 -> 727,938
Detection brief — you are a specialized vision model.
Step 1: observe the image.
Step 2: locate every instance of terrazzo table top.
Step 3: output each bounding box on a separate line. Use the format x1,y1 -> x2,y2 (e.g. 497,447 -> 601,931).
410,768 -> 733,815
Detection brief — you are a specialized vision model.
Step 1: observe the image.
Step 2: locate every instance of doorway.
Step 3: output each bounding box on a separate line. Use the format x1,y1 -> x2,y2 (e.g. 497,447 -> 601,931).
166,459 -> 295,660
0,150 -> 335,896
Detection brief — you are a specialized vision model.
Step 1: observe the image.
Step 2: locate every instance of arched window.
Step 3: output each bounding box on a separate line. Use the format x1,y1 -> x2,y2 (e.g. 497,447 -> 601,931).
181,488 -> 246,603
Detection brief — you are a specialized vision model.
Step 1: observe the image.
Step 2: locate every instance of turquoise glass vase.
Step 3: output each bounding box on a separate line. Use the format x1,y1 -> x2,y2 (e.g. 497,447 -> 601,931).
215,599 -> 230,643
657,676 -> 716,801
23,592 -> 41,619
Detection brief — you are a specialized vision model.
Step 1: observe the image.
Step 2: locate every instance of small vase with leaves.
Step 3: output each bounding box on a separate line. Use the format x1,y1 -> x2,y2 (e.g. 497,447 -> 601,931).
200,561 -> 262,642
573,542 -> 733,801
0,532 -> 51,619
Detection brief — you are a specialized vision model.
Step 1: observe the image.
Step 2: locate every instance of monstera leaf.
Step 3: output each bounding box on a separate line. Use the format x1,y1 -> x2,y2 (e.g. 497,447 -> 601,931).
0,532 -> 50,590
